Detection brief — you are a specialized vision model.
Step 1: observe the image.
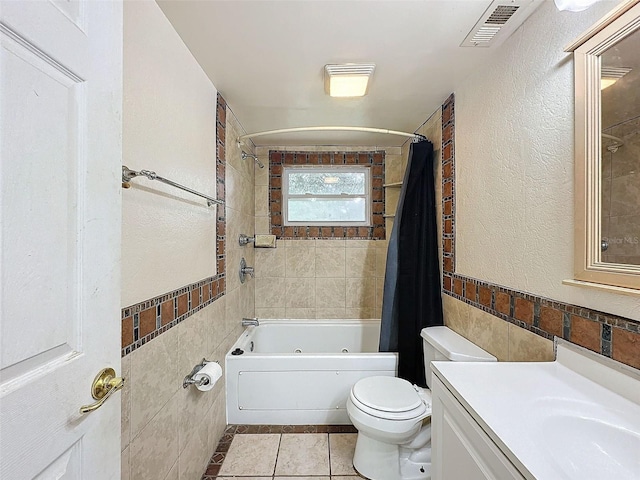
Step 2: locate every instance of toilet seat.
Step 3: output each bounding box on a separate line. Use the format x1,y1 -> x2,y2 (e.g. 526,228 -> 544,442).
350,376 -> 429,421
348,328 -> 496,480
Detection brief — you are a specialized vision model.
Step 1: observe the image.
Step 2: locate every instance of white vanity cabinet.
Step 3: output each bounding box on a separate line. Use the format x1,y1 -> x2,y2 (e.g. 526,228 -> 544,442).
430,340 -> 640,480
431,374 -> 526,480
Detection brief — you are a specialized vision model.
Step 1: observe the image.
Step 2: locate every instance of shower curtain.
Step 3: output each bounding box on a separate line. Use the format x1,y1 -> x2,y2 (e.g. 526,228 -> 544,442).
379,140 -> 444,387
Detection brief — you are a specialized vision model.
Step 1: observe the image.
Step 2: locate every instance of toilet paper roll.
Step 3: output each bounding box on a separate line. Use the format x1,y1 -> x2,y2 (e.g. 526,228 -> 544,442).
193,362 -> 222,392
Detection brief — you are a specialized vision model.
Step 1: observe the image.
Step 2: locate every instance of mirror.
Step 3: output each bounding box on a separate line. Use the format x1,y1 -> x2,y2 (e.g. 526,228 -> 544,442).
569,1 -> 640,290
600,31 -> 640,266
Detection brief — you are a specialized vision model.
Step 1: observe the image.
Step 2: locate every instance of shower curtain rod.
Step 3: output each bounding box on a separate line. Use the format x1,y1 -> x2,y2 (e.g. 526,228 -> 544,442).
237,126 -> 427,144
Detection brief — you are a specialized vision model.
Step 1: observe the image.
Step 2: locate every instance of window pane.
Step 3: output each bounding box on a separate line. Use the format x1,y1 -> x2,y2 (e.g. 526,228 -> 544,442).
288,197 -> 366,223
288,171 -> 366,195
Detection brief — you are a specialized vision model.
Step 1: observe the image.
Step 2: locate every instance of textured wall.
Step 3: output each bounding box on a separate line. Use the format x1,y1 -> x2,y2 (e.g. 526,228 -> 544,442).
122,0 -> 218,306
454,0 -> 639,321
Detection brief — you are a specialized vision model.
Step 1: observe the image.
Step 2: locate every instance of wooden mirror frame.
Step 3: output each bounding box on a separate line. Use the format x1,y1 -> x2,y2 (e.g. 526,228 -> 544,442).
568,0 -> 640,291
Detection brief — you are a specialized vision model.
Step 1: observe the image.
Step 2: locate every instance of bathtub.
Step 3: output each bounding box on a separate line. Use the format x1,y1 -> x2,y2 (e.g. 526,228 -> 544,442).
225,319 -> 397,425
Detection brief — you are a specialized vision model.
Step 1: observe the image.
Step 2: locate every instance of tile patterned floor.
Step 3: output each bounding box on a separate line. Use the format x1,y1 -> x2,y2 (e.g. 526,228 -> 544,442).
202,425 -> 362,480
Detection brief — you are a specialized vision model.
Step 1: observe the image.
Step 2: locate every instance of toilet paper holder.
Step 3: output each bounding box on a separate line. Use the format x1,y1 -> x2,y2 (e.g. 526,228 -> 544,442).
183,358 -> 218,389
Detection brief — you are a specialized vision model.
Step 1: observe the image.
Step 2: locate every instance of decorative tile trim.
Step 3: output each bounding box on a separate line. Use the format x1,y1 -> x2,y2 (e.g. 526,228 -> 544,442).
120,93 -> 228,357
268,150 -> 386,240
440,94 -> 640,369
441,95 -> 455,275
216,93 -> 227,279
121,277 -> 225,356
201,424 -> 358,479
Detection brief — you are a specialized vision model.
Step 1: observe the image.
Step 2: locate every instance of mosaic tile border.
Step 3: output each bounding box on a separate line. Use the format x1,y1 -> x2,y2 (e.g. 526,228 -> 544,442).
441,95 -> 455,274
440,93 -> 640,369
120,93 -> 228,356
120,277 -> 225,356
269,150 -> 386,240
202,424 -> 358,479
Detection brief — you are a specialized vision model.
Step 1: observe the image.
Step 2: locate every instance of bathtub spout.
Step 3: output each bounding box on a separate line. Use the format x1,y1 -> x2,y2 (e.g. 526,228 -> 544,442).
242,317 -> 259,327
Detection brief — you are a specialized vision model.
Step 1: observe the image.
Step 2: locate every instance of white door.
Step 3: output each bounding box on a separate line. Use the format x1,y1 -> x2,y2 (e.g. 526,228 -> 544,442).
0,1 -> 122,478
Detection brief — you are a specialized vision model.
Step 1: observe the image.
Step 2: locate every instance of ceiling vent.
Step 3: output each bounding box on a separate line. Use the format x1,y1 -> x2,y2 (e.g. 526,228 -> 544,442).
461,0 -> 543,48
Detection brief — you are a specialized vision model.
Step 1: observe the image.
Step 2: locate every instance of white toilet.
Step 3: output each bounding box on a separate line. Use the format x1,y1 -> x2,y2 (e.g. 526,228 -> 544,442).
346,326 -> 496,480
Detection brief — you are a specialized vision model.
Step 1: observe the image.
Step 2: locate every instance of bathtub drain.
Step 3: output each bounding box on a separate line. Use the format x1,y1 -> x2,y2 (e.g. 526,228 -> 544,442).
294,348 -> 302,353
341,348 -> 349,353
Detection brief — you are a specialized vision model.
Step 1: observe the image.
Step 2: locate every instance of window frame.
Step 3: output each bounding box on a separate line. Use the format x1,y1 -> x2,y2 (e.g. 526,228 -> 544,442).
282,165 -> 372,227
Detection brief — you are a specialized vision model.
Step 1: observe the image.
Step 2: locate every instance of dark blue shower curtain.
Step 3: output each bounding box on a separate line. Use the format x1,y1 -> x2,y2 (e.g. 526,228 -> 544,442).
379,140 -> 444,387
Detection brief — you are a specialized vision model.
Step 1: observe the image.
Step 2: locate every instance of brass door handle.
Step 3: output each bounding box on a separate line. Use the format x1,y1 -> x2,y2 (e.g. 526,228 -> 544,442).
80,367 -> 125,414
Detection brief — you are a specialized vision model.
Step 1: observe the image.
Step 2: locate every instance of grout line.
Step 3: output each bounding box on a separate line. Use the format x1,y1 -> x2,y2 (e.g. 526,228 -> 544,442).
203,426 -> 359,479
273,432 -> 283,477
327,432 -> 332,476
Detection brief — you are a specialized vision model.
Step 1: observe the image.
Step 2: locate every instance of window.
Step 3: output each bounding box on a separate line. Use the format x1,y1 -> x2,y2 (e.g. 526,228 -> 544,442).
282,166 -> 371,226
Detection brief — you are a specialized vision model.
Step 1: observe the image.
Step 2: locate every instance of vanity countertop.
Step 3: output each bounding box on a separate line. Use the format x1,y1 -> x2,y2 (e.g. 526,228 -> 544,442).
431,341 -> 640,480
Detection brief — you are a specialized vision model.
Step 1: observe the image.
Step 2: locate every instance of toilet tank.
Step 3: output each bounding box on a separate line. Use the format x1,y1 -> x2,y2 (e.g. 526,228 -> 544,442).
421,326 -> 496,389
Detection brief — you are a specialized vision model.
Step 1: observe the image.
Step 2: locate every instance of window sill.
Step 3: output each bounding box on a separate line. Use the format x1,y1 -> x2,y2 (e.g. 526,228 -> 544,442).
562,279 -> 640,297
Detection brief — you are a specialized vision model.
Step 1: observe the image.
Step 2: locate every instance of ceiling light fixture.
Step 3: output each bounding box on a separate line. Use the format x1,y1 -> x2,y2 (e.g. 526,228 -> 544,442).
324,64 -> 375,97
601,66 -> 631,90
553,0 -> 599,12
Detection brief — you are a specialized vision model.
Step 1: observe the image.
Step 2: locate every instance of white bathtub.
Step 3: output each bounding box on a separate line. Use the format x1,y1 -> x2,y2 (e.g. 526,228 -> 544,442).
225,319 -> 398,425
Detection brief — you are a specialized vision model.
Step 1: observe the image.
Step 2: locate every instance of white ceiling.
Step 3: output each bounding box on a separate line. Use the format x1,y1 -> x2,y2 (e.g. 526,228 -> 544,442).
157,0 -> 537,147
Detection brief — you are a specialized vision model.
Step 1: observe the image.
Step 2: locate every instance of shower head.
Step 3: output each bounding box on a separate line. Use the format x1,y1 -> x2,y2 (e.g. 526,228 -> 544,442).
241,151 -> 265,169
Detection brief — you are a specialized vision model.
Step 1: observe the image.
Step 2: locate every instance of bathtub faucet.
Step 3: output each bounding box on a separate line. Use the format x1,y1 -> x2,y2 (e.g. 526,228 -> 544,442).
242,317 -> 259,327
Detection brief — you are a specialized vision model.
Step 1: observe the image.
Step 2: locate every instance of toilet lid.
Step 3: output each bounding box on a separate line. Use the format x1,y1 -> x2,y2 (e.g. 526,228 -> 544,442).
352,376 -> 423,414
